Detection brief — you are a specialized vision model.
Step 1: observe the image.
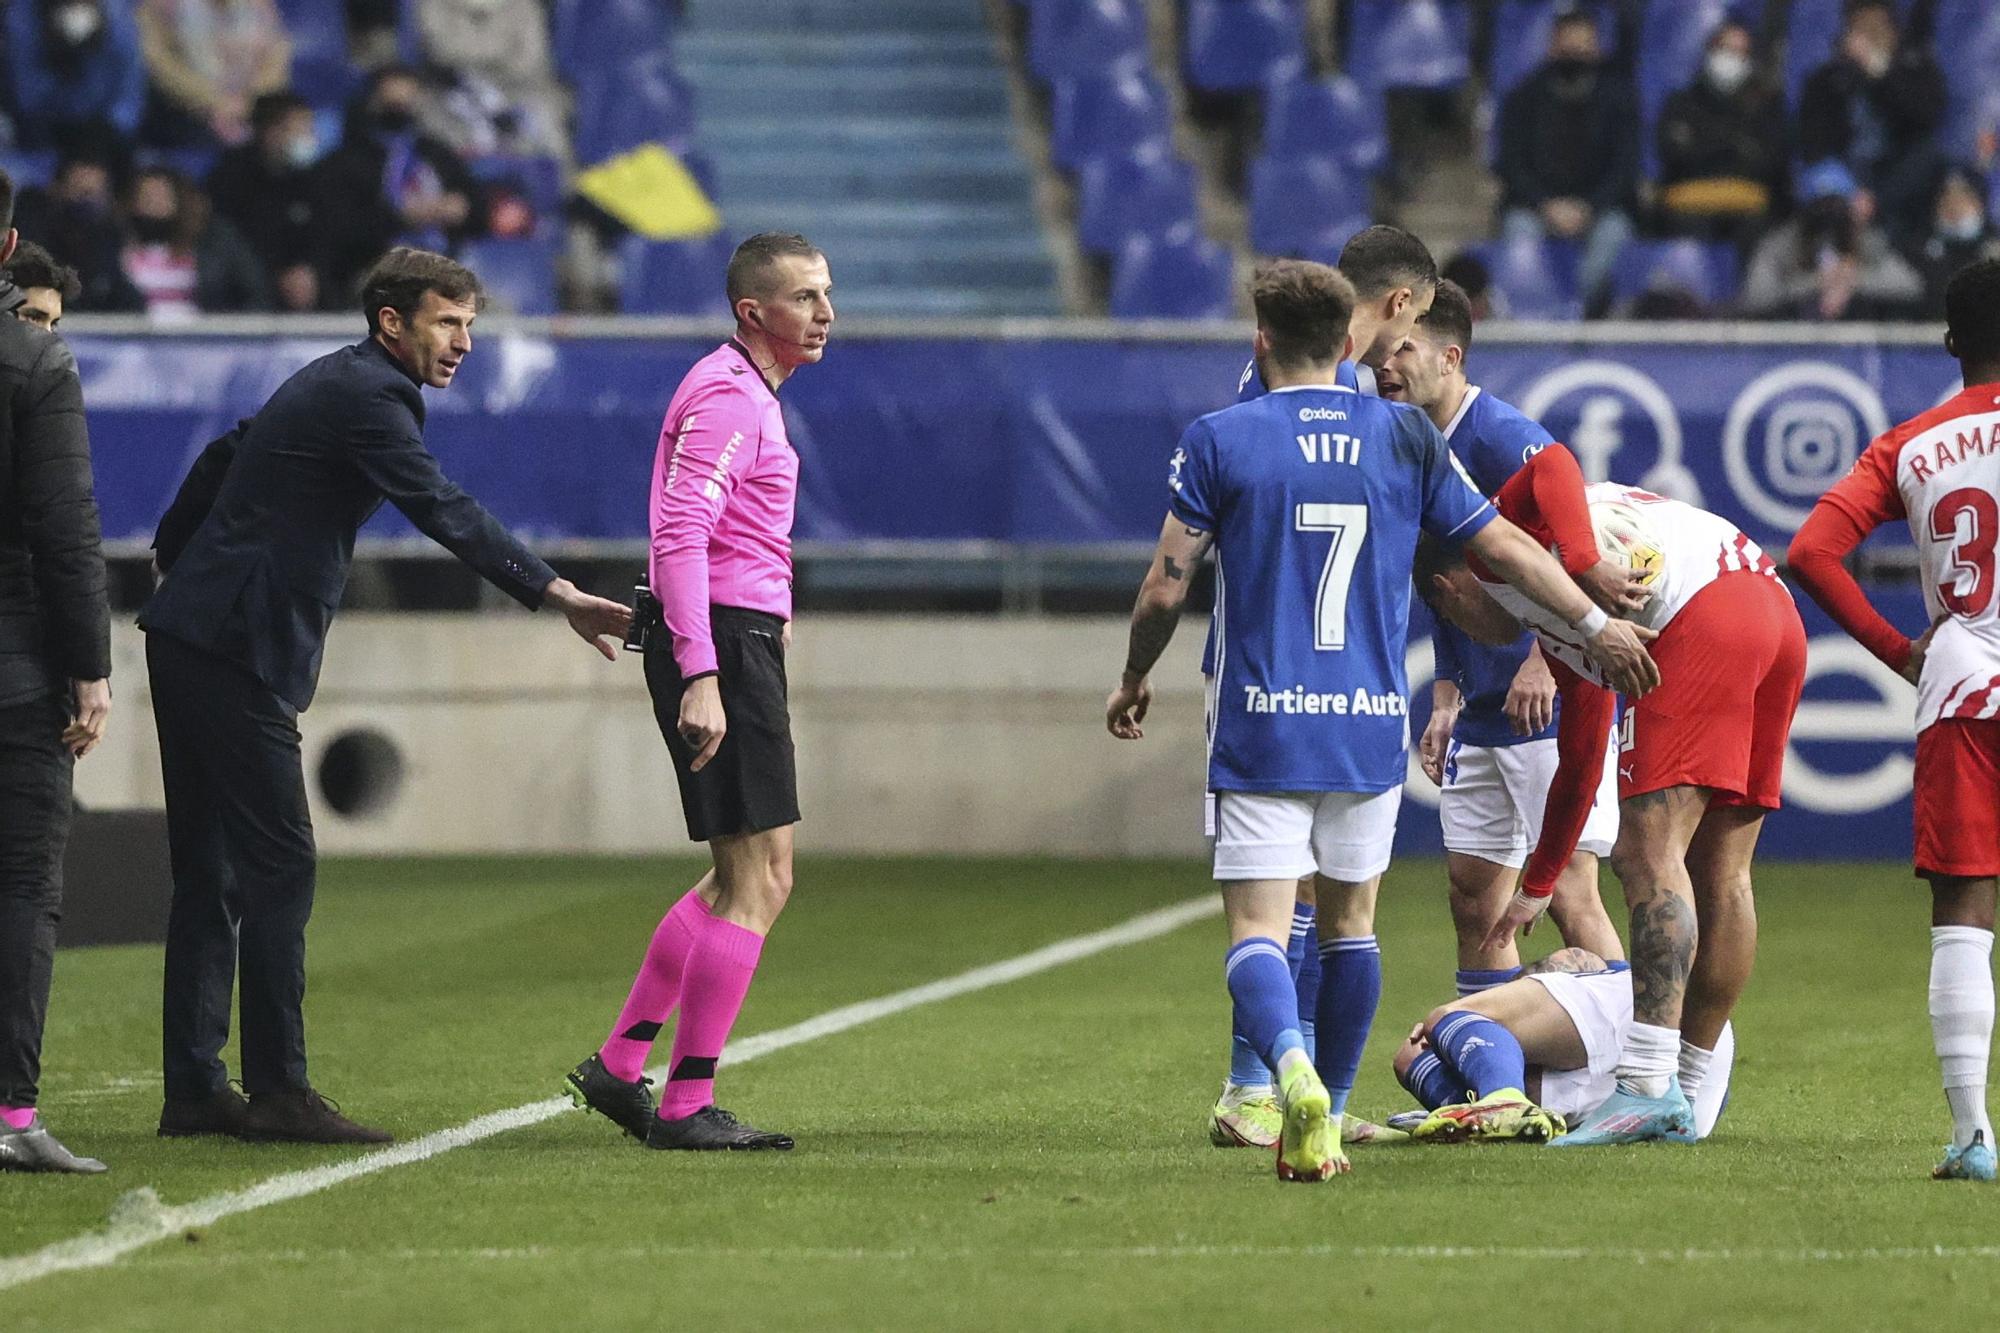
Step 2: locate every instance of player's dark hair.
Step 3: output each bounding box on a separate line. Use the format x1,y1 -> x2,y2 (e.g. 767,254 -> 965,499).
0,166 -> 14,236
1251,259 -> 1356,367
5,240 -> 81,302
1945,257 -> 2000,371
1415,279 -> 1475,363
726,231 -> 823,307
1410,532 -> 1467,607
362,246 -> 484,335
1338,224 -> 1438,301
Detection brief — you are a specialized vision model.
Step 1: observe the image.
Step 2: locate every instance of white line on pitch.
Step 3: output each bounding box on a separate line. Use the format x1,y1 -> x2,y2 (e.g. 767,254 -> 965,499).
0,894 -> 1218,1294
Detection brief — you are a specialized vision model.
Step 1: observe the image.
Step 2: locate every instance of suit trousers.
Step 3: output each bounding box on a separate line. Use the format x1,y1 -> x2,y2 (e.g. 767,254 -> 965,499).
147,631 -> 317,1100
0,695 -> 73,1107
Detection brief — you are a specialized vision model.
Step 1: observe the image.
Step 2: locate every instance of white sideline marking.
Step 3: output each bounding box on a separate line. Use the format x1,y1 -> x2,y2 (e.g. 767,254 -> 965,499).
0,895 -> 1218,1294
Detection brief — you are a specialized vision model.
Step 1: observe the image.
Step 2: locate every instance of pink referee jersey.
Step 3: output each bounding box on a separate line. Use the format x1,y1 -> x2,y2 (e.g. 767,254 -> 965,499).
649,340 -> 798,678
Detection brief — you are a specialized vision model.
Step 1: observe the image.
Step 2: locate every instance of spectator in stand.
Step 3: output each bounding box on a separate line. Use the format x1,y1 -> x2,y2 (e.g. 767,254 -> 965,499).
208,92 -> 325,312
1656,19 -> 1787,244
314,66 -> 486,305
115,167 -> 271,318
137,0 -> 292,147
1495,11 -> 1639,317
5,0 -> 150,148
1440,252 -> 1494,323
1741,161 -> 1923,322
1798,0 -> 1946,244
4,242 -> 85,333
1905,166 -> 2000,315
418,0 -> 570,164
11,144 -> 132,312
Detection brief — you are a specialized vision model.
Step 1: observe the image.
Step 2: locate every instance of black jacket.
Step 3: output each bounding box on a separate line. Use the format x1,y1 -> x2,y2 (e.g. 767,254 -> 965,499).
207,145 -> 322,277
1497,61 -> 1639,214
1656,79 -> 1788,195
1797,48 -> 1946,174
0,278 -> 110,708
143,336 -> 557,710
312,104 -> 486,303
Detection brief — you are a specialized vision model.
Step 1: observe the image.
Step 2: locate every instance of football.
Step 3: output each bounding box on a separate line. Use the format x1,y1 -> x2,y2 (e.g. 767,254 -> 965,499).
1591,498 -> 1666,595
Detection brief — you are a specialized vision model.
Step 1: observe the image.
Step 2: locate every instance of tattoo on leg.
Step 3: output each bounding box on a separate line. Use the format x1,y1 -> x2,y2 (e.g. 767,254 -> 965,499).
1628,891 -> 1697,1028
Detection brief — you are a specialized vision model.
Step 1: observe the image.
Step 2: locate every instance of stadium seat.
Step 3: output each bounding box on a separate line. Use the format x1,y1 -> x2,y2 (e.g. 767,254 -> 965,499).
0,150 -> 57,191
1027,0 -> 1148,85
1247,153 -> 1371,262
466,154 -> 568,225
1182,0 -> 1307,94
1343,0 -> 1471,92
1488,1 -> 1617,104
1049,69 -> 1174,172
135,146 -> 221,182
1260,75 -> 1387,178
1108,224 -> 1234,318
1607,238 -> 1740,312
1469,236 -> 1582,321
272,0 -> 356,106
618,233 -> 732,316
574,51 -> 697,166
551,0 -> 676,83
1936,1 -> 2000,156
1074,146 -> 1200,256
458,235 -> 562,316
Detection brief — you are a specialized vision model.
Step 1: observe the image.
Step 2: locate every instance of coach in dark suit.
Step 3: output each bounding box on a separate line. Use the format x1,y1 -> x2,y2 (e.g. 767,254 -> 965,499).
0,169 -> 113,1175
145,247 -> 629,1145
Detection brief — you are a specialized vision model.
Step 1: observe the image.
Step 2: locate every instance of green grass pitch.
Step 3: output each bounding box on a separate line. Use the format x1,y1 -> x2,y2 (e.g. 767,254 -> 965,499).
5,855 -> 1996,1329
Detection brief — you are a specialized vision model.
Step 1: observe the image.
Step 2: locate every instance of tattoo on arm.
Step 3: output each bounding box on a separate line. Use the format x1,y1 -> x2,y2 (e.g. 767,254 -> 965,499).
1125,603 -> 1179,679
1163,556 -> 1187,582
1627,891 -> 1697,1027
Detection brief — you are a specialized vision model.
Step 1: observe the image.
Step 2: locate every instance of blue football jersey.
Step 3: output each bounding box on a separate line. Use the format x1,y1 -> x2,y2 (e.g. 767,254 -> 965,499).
1172,384 -> 1496,793
1430,387 -> 1562,750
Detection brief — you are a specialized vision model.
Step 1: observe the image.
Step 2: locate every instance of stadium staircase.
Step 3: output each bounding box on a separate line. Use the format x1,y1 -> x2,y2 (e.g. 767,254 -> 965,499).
677,0 -> 1062,317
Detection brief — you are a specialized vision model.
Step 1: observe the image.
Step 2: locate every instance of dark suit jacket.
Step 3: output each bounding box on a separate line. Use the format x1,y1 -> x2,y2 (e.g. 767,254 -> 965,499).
143,336 -> 556,710
0,278 -> 110,709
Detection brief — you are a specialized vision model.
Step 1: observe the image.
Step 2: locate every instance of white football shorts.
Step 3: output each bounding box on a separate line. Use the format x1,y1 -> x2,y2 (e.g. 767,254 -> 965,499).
1210,786 -> 1403,883
1531,968 -> 1735,1141
1438,729 -> 1618,868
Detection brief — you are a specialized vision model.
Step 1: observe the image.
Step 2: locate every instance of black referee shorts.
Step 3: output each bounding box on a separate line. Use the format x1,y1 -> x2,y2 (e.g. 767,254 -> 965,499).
644,605 -> 800,843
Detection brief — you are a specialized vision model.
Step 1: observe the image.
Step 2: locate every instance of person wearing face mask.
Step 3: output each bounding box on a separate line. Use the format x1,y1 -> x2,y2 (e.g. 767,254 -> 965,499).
314,66 -> 486,306
1908,166 -> 2000,313
207,92 -> 326,312
115,166 -> 270,318
1495,12 -> 1639,317
4,0 -> 149,148
1741,160 -> 1923,321
11,141 -> 137,312
136,0 -> 292,148
1656,20 -> 1786,244
1799,0 -> 1946,243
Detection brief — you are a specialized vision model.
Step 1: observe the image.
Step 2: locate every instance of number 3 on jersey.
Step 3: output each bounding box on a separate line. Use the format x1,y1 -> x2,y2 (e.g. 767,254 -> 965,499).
1295,502 -> 1369,650
1930,487 -> 1998,616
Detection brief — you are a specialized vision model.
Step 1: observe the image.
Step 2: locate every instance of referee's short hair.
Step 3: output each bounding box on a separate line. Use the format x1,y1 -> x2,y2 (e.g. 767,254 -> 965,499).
362,246 -> 484,334
1251,259 -> 1356,368
1414,279 -> 1476,363
727,232 -> 823,306
1945,257 -> 2000,368
1338,224 -> 1439,301
5,241 -> 81,302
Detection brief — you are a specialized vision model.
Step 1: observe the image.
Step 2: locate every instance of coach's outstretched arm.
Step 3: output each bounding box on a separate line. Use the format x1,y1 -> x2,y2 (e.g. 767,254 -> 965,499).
1466,517 -> 1661,698
1106,513 -> 1212,739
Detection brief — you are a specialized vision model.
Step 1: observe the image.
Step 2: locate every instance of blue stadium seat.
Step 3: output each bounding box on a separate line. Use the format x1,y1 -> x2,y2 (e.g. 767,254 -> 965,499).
1469,236 -> 1582,321
1027,0 -> 1148,85
1607,238 -> 1740,311
1937,1 -> 2000,156
0,150 -> 57,191
135,146 -> 221,181
272,0 -> 355,106
574,51 -> 696,165
1247,153 -> 1371,262
1075,146 -> 1200,256
1344,0 -> 1471,92
458,235 -> 562,315
1260,74 -> 1387,177
1182,0 -> 1307,94
618,233 -> 732,316
1109,224 -> 1234,318
1488,1 -> 1617,103
1049,69 -> 1173,172
466,154 -> 567,223
551,0 -> 675,83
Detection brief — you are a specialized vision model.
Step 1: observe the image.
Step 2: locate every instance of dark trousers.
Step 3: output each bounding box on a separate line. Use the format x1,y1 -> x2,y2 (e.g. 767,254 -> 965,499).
0,695 -> 73,1108
147,632 -> 317,1100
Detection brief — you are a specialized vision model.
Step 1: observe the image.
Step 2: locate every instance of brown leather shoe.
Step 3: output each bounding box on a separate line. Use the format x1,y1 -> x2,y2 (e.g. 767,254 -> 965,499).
241,1088 -> 393,1145
159,1084 -> 253,1138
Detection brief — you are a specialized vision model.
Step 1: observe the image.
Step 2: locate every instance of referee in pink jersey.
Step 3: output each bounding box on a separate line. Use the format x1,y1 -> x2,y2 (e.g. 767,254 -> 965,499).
566,233 -> 830,1151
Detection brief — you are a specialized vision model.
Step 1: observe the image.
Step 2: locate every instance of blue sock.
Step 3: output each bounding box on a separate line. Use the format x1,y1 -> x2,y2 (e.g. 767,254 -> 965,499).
1314,934 -> 1382,1118
1455,966 -> 1523,997
1225,938 -> 1304,1071
1228,1028 -> 1271,1089
1292,913 -> 1321,1064
1400,1049 -> 1469,1110
1431,1010 -> 1528,1098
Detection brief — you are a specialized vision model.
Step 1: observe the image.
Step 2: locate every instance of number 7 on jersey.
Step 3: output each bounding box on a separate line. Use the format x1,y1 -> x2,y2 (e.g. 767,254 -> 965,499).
1296,502 -> 1369,650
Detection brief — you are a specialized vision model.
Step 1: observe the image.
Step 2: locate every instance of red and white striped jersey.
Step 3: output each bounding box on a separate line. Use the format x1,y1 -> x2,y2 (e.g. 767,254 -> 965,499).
1485,482 -> 1782,687
1816,384 -> 2000,731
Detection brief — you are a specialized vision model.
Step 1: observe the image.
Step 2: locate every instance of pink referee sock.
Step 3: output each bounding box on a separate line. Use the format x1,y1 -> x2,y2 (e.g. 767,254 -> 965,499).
659,915 -> 766,1120
0,1105 -> 34,1131
597,888 -> 712,1082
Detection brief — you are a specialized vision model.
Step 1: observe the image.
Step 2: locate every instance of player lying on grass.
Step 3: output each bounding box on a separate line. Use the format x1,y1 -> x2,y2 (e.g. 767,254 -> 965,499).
1387,948 -> 1733,1142
1788,257 -> 2000,1182
1419,444 -> 1804,1146
1106,259 -> 1659,1182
